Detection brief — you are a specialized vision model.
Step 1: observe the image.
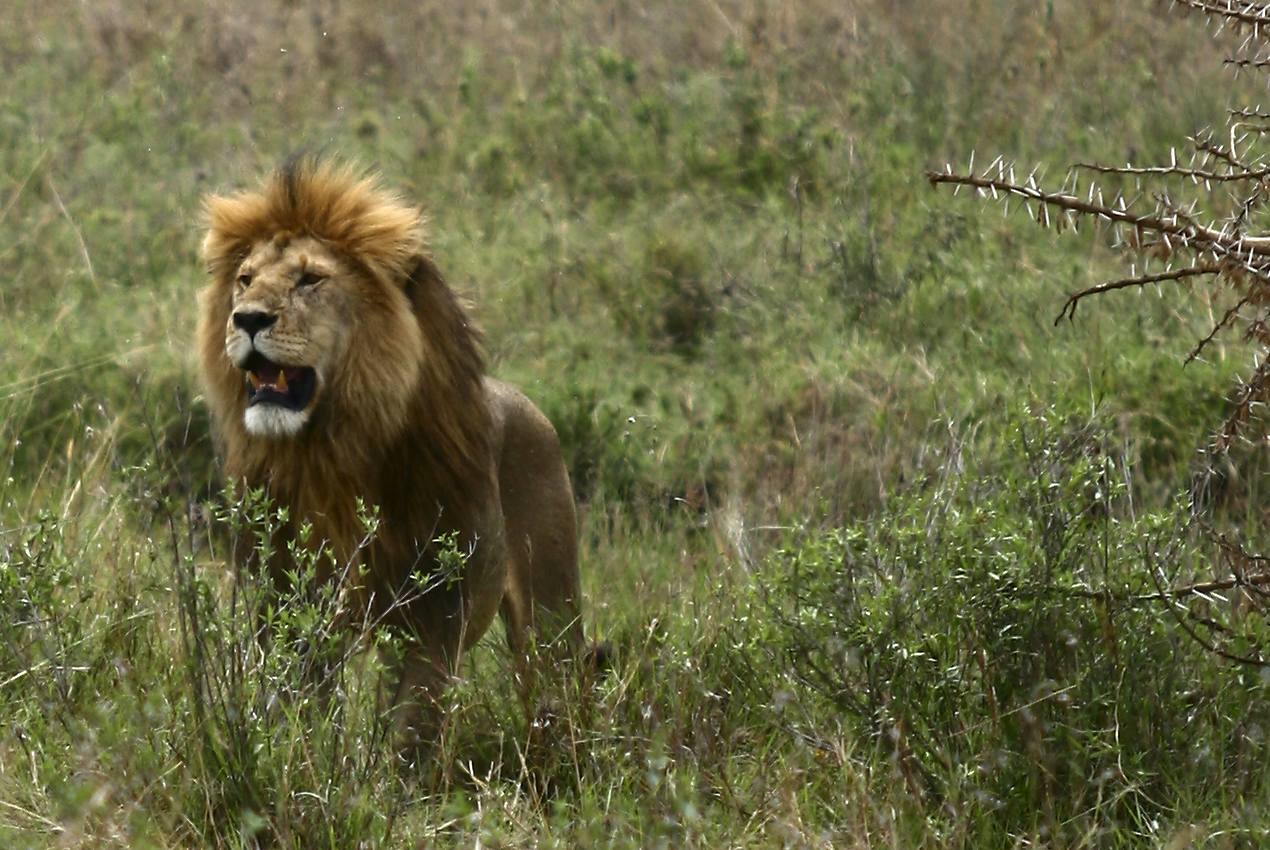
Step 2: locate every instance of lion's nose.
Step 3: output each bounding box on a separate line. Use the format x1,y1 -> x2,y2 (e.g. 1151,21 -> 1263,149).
233,311 -> 277,338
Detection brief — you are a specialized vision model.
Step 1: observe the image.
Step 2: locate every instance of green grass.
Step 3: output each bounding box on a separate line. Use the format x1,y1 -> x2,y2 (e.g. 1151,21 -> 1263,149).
2,1 -> 1268,847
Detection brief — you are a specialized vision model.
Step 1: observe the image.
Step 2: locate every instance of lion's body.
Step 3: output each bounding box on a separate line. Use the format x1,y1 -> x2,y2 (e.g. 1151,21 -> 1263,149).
196,158 -> 582,742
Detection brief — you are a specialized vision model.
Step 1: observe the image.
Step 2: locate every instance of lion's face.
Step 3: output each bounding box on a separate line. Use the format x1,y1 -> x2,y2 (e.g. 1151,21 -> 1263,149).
200,160 -> 434,455
225,236 -> 357,437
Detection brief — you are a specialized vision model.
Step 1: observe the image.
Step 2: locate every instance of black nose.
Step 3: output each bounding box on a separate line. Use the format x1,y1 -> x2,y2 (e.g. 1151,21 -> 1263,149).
232,311 -> 277,338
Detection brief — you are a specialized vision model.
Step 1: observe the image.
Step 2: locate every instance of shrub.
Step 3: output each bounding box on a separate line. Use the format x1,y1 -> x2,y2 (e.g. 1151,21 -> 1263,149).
164,488 -> 402,848
764,408 -> 1270,843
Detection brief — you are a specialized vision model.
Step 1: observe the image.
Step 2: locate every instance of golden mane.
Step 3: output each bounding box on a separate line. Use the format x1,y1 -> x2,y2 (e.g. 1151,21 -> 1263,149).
202,156 -> 427,289
197,157 -> 491,617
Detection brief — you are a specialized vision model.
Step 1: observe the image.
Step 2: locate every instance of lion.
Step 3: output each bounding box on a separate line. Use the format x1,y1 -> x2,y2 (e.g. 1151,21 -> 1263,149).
196,155 -> 584,748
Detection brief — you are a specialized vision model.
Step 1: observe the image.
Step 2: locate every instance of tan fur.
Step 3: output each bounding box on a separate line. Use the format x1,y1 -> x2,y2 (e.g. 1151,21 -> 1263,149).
197,156 -> 583,745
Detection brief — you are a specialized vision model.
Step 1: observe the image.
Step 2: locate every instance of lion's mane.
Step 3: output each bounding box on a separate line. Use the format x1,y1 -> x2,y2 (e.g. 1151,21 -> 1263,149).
197,157 -> 496,624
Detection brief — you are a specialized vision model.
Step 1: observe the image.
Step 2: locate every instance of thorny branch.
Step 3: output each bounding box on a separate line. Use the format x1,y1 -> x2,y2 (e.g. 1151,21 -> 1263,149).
1054,267 -> 1215,324
1171,0 -> 1270,29
926,165 -> 1270,255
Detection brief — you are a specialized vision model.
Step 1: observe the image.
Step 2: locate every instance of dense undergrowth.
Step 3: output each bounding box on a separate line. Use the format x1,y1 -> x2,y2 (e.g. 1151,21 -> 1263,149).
3,1 -> 1269,846
767,411 -> 1270,844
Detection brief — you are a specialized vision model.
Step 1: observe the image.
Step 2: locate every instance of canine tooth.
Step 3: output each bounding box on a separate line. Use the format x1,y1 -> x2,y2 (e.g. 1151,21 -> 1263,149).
247,371 -> 262,390
276,370 -> 289,393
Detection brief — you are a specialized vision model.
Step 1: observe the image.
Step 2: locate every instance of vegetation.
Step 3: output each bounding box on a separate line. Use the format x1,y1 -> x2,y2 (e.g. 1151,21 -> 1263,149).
930,0 -> 1270,669
2,0 -> 1269,846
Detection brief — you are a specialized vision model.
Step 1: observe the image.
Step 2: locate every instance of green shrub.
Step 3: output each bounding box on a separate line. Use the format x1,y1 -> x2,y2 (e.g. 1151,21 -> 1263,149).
164,488 -> 409,848
765,408 -> 1270,843
539,386 -> 652,506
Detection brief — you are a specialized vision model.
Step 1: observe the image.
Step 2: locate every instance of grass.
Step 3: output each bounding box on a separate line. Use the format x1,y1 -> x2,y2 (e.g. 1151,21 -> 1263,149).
2,1 -> 1269,846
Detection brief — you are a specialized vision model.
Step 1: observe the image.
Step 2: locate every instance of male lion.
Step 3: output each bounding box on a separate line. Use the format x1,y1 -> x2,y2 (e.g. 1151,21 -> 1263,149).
196,156 -> 583,747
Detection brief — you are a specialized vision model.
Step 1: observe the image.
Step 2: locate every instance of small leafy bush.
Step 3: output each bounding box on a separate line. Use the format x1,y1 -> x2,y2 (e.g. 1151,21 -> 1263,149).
643,235 -> 715,356
165,487 -> 415,849
541,386 -> 652,507
765,408 -> 1270,843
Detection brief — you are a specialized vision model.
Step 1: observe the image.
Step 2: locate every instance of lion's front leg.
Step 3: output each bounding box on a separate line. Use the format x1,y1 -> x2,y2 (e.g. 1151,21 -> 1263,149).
383,645 -> 454,763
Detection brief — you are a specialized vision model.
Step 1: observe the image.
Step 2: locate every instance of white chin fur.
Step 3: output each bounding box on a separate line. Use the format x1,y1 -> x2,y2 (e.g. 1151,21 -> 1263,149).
244,405 -> 309,437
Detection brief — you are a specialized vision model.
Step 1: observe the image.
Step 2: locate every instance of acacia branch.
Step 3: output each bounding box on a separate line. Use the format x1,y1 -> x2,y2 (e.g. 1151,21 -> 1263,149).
1186,293 -> 1252,363
1215,354 -> 1270,451
1072,158 -> 1270,182
925,168 -> 1270,256
1193,134 -> 1254,173
1055,267 -> 1216,325
1230,106 -> 1270,119
1175,0 -> 1270,28
1226,57 -> 1270,71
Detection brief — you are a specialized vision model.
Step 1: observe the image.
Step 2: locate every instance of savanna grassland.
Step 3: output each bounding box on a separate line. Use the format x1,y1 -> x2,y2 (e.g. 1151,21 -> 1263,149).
4,1 -> 1270,847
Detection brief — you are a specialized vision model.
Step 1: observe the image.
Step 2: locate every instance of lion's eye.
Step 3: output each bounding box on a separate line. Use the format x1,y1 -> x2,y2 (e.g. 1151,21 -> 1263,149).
236,274 -> 252,289
297,271 -> 324,289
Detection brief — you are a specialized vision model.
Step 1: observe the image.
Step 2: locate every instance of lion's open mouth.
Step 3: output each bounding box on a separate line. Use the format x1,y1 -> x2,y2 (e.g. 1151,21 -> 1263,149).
243,353 -> 317,412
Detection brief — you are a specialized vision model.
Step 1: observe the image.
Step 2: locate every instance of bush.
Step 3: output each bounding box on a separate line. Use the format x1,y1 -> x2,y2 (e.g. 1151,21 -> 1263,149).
165,488 -> 402,848
764,408 -> 1270,843
0,483 -> 416,848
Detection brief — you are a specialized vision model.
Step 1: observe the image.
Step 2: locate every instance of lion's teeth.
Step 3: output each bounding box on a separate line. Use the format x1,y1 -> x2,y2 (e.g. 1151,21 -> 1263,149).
247,371 -> 262,391
276,370 -> 289,393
